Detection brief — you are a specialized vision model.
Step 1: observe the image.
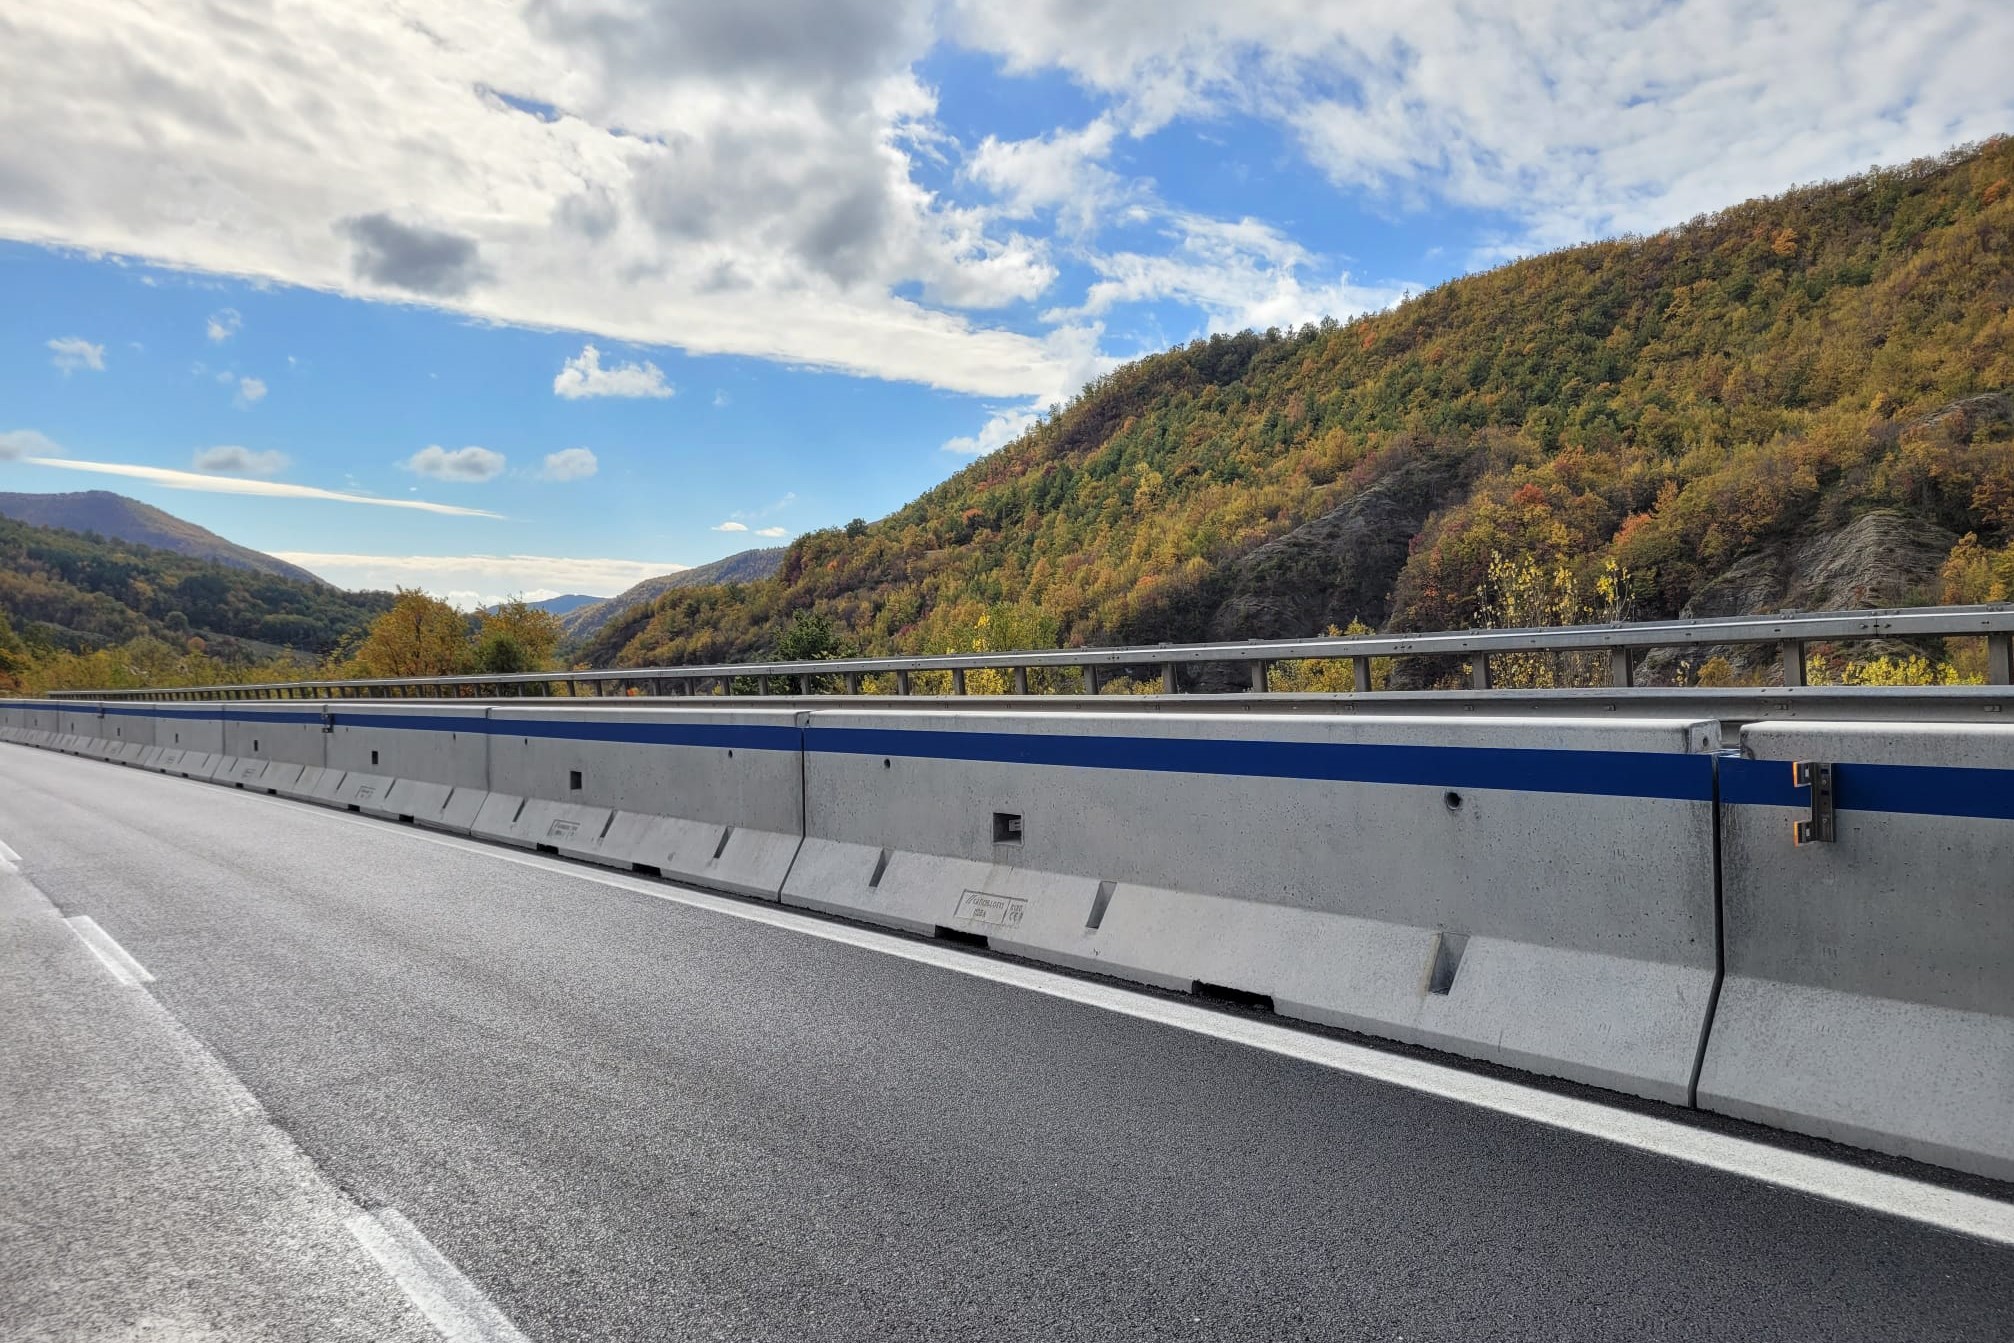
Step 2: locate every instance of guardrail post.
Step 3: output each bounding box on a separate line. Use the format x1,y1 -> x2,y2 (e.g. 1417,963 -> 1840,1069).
1471,655 -> 1491,691
1780,640 -> 1806,688
1012,666 -> 1028,695
798,674 -> 811,695
895,669 -> 911,695
845,672 -> 861,695
1248,659 -> 1267,693
1990,633 -> 2013,685
1352,656 -> 1371,694
1085,665 -> 1102,695
1609,647 -> 1634,688
1161,664 -> 1177,694
951,668 -> 966,695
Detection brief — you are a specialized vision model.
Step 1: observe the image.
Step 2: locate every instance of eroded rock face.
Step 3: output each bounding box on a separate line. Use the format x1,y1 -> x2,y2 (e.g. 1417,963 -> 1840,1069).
1641,508 -> 1957,680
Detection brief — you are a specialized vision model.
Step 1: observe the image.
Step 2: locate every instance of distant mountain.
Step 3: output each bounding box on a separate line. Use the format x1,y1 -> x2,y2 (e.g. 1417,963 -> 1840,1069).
0,490 -> 327,587
0,513 -> 392,655
560,547 -> 785,641
493,593 -> 601,618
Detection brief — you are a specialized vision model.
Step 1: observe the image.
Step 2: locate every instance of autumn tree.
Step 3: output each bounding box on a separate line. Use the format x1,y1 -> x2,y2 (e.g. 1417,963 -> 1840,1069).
473,598 -> 565,674
349,589 -> 473,678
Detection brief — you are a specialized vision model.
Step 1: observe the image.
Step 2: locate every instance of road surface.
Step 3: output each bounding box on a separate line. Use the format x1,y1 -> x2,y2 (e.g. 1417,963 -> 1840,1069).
2,743 -> 2010,1341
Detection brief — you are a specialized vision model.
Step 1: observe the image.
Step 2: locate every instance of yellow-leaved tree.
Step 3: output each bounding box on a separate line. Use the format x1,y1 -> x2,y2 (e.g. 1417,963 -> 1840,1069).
348,589 -> 473,678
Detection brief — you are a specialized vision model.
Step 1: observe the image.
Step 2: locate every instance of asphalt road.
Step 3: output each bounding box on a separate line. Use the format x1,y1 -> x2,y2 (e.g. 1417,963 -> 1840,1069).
2,744 -> 2011,1342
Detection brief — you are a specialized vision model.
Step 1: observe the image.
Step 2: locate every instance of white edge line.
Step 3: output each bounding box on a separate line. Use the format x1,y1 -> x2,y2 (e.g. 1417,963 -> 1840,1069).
0,838 -> 21,865
73,767 -> 2014,1248
65,915 -> 154,986
347,1208 -> 532,1343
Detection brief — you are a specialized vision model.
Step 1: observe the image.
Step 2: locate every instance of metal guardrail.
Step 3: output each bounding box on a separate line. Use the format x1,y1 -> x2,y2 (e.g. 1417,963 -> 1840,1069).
48,604 -> 2014,702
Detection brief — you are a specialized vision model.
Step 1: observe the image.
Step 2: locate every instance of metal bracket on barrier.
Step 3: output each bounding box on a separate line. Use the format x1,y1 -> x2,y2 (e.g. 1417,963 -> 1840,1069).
1792,761 -> 1835,845
320,708 -> 335,735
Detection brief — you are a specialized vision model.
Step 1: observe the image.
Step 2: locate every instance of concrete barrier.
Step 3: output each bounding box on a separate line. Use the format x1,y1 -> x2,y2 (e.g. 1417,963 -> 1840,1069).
478,707 -> 803,898
1706,722 -> 2014,1180
214,704 -> 325,792
321,704 -> 491,829
787,710 -> 1722,1102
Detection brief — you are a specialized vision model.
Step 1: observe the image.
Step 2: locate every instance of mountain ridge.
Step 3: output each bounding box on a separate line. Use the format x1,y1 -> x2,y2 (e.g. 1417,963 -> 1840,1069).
0,490 -> 328,587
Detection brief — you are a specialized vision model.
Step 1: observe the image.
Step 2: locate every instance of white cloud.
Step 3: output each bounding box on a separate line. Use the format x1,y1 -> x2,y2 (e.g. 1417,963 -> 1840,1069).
753,526 -> 789,538
0,2 -> 1079,399
403,444 -> 506,482
943,405 -> 1039,456
949,0 -> 2014,251
234,375 -> 266,407
206,307 -> 241,341
553,345 -> 673,400
270,551 -> 687,604
47,336 -> 105,373
12,454 -> 501,516
730,492 -> 797,521
538,446 -> 598,481
712,389 -> 730,408
712,520 -> 749,532
0,428 -> 64,461
1049,213 -> 1406,333
964,118 -> 1124,231
192,444 -> 288,476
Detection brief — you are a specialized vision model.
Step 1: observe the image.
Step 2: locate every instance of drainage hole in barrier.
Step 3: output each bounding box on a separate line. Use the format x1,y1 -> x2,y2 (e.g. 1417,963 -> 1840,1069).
398,815 -> 415,825
727,749 -> 735,759
992,812 -> 1024,844
347,805 -> 361,813
632,863 -> 662,877
569,769 -> 583,791
711,826 -> 735,861
1444,791 -> 1463,811
1086,879 -> 1116,930
868,848 -> 892,889
935,926 -> 989,950
883,758 -> 892,769
1193,981 -> 1274,1013
371,750 -> 380,766
253,739 -> 260,752
536,843 -> 559,854
1427,931 -> 1468,995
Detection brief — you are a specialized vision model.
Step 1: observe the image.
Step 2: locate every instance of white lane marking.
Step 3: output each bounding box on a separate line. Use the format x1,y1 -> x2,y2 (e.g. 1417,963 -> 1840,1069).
65,915 -> 155,986
347,1208 -> 532,1343
0,837 -> 21,867
196,786 -> 2014,1246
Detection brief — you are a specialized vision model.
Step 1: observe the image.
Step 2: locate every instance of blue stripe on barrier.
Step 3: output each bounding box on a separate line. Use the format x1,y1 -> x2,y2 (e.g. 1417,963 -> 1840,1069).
1720,755 -> 2014,822
804,725 -> 1716,802
327,712 -> 804,752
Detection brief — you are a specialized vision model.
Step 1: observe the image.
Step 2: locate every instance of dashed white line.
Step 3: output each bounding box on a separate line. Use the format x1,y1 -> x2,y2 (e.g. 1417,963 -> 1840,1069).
247,792 -> 2014,1249
65,915 -> 155,986
347,1208 -> 533,1343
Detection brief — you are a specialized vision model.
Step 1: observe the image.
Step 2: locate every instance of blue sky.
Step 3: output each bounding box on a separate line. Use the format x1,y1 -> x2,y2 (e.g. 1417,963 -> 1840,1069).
1,1 -> 2007,604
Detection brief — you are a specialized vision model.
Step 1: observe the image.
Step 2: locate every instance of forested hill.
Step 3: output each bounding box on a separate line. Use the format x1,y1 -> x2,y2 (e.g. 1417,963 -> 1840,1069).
0,491 -> 327,587
0,514 -> 393,658
585,138 -> 2014,671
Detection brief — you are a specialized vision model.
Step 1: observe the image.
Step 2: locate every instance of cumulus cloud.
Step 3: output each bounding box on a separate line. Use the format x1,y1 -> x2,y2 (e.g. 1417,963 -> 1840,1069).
47,336 -> 105,373
538,446 -> 598,481
553,346 -> 672,400
943,405 -> 1039,456
12,456 -> 501,516
753,526 -> 789,538
270,550 -> 687,604
403,445 -> 507,482
206,307 -> 241,341
712,520 -> 749,532
0,428 -> 65,460
192,444 -> 288,476
234,375 -> 267,407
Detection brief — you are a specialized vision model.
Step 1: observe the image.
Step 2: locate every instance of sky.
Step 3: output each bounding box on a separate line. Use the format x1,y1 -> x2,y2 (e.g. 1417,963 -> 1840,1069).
1,1 -> 2008,607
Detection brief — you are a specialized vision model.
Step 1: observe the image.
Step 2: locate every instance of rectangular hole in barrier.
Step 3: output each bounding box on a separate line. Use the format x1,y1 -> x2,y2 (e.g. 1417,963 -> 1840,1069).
536,844 -> 559,854
868,848 -> 892,889
347,805 -> 361,813
711,826 -> 735,861
371,750 -> 379,766
632,863 -> 661,877
569,769 -> 583,791
1086,879 -> 1116,930
935,925 -> 989,950
1193,981 -> 1274,1013
992,812 -> 1023,844
398,815 -> 415,824
1427,931 -> 1468,996
253,739 -> 259,752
